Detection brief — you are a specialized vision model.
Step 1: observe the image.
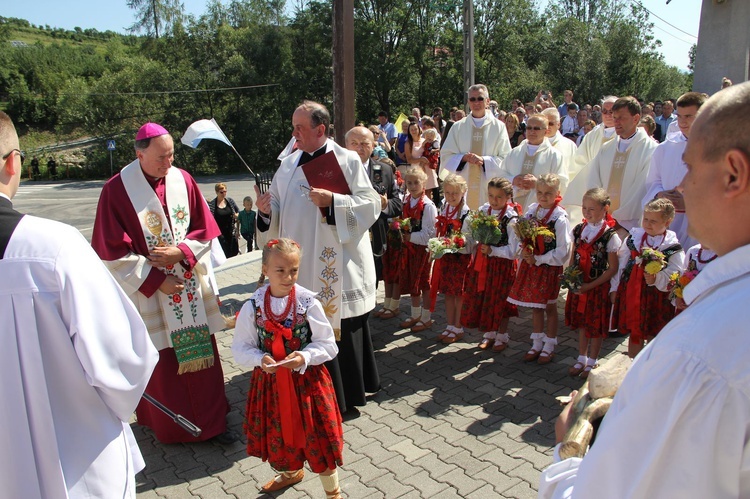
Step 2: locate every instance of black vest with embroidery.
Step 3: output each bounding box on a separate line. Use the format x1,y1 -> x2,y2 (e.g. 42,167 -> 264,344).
538,218 -> 558,254
572,223 -> 616,280
492,213 -> 517,248
252,301 -> 313,356
621,236 -> 682,283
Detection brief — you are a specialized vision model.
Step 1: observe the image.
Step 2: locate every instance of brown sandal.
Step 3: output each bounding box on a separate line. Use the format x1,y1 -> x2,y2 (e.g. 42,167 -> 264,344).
260,469 -> 304,493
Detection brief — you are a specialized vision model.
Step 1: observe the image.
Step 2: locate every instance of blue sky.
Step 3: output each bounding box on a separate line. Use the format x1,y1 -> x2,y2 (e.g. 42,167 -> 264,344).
5,0 -> 701,71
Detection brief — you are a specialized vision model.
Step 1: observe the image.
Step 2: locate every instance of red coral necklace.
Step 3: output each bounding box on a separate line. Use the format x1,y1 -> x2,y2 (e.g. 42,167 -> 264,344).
264,285 -> 296,325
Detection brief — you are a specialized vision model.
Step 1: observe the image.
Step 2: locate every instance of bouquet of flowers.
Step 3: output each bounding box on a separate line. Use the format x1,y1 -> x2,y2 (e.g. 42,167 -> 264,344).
469,210 -> 502,245
426,233 -> 467,260
387,217 -> 412,249
513,217 -> 555,254
667,269 -> 699,301
560,266 -> 583,292
636,248 -> 666,275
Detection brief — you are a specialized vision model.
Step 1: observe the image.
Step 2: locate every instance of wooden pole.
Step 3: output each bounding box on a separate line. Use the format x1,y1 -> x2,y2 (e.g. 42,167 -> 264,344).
332,0 -> 355,146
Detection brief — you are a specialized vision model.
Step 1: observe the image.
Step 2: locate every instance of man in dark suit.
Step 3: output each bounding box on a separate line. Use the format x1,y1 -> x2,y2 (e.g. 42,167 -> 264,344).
345,125 -> 402,282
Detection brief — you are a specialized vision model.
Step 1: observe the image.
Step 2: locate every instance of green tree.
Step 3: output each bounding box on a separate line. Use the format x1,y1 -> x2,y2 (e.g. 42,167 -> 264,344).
127,0 -> 185,38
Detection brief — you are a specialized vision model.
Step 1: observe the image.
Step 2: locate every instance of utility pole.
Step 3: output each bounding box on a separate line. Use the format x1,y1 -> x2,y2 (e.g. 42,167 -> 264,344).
463,0 -> 475,108
332,0 -> 355,146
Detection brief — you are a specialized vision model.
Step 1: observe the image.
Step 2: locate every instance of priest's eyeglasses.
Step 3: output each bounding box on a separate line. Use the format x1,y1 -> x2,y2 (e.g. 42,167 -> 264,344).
468,97 -> 485,102
2,149 -> 25,165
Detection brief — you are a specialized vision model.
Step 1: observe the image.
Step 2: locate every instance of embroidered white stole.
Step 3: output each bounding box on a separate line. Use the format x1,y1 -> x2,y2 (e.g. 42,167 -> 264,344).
120,160 -> 214,372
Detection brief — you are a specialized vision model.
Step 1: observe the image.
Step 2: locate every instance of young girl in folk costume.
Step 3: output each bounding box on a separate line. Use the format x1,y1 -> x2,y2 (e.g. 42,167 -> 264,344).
431,174 -> 472,343
398,166 -> 438,332
673,243 -> 717,311
507,173 -> 572,364
231,239 -> 344,499
376,211 -> 404,321
462,177 -> 521,351
613,198 -> 685,358
565,188 -> 621,378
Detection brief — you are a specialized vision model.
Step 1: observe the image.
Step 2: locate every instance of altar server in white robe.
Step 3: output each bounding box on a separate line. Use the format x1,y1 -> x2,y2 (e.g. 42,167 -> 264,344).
539,80 -> 750,499
255,101 -> 381,417
563,96 -> 618,222
441,84 -> 511,209
501,114 -> 565,214
643,92 -> 707,249
586,97 -> 657,234
0,110 -> 158,499
541,108 -> 576,195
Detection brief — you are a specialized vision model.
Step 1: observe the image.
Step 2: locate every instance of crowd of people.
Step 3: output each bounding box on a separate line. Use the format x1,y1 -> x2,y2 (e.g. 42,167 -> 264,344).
2,77 -> 750,498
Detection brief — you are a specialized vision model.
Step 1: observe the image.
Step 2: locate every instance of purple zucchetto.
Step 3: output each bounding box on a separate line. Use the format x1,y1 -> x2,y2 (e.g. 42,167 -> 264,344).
136,122 -> 169,141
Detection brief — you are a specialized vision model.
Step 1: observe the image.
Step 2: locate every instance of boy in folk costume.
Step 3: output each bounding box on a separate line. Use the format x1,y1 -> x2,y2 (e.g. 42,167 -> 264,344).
508,174 -> 571,364
462,177 -> 521,352
398,167 -> 438,332
564,188 -> 621,378
232,239 -> 343,498
612,198 -> 685,358
91,122 -> 234,444
431,174 -> 472,343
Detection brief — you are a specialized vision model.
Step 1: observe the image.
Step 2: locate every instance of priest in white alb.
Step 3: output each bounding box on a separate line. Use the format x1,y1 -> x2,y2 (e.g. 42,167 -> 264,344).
500,114 -> 565,214
441,84 -> 511,209
643,92 -> 706,248
92,123 -> 235,444
586,97 -> 657,234
563,96 -> 618,221
255,101 -> 381,417
542,108 -> 577,195
1,111 -> 158,498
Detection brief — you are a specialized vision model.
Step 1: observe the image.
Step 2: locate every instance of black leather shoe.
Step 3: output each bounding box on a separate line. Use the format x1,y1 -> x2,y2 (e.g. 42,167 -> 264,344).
212,430 -> 240,445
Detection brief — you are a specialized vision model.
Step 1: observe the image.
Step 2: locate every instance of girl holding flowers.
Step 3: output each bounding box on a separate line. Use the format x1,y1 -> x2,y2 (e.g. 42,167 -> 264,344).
507,174 -> 571,364
564,188 -> 621,378
430,174 -> 471,342
612,198 -> 684,358
670,243 -> 716,311
462,177 -> 521,351
398,167 -> 438,332
231,238 -> 343,498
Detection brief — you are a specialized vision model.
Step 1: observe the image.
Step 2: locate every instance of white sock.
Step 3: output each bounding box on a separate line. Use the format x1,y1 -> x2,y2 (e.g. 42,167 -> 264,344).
586,357 -> 597,367
530,332 -> 545,351
384,298 -> 393,310
483,331 -> 496,340
541,335 -> 558,354
411,306 -> 421,319
496,332 -> 510,344
576,354 -> 588,366
421,309 -> 432,322
319,471 -> 339,496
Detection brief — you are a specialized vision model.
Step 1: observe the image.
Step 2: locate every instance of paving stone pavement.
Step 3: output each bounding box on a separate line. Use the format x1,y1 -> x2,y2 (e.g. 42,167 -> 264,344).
135,251 -> 628,498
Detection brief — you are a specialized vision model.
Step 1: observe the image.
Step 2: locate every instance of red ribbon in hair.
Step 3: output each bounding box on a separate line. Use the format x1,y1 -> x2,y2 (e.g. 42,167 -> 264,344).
264,318 -> 305,449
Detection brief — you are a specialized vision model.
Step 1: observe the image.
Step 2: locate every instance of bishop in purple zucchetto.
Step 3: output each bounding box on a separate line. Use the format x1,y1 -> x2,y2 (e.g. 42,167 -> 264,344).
136,122 -> 169,141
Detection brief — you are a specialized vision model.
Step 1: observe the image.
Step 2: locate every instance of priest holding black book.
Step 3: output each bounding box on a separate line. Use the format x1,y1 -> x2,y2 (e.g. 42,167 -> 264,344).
255,100 -> 381,418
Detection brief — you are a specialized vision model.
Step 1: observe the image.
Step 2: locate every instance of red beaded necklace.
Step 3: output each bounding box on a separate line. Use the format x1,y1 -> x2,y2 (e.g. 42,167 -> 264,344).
640,231 -> 665,250
264,285 -> 296,325
697,248 -> 717,264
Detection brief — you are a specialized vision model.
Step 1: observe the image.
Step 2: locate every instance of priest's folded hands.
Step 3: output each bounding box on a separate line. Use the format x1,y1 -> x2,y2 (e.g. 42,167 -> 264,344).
148,245 -> 186,267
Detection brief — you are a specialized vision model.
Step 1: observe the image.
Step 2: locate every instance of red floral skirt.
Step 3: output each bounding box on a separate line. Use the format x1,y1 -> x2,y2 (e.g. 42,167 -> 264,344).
565,282 -> 611,339
244,364 -> 344,473
462,256 -> 518,332
435,253 -> 471,295
614,282 -> 675,343
382,244 -> 402,284
508,262 -> 562,308
399,243 -> 431,296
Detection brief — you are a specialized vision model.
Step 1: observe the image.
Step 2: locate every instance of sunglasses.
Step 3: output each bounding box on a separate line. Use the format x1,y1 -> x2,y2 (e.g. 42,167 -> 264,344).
526,126 -> 547,131
601,109 -> 614,115
2,149 -> 25,165
468,97 -> 485,102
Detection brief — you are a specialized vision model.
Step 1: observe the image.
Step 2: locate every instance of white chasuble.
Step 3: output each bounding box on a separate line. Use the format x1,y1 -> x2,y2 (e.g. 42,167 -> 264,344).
586,128 -> 657,230
440,114 -> 511,209
258,139 -> 380,335
501,139 -> 564,214
120,161 -> 214,373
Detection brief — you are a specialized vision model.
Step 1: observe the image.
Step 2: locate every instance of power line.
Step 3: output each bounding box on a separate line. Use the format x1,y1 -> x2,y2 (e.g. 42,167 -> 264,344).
631,0 -> 698,39
652,24 -> 694,46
